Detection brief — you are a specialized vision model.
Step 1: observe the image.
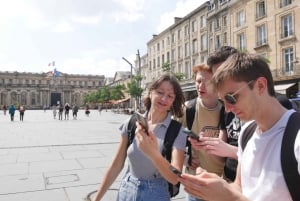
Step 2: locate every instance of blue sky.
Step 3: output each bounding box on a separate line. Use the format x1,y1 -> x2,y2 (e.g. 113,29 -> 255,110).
0,0 -> 206,77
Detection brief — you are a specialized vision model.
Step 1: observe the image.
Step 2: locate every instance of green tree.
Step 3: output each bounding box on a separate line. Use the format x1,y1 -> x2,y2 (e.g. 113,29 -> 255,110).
161,62 -> 185,81
110,84 -> 125,100
127,75 -> 143,108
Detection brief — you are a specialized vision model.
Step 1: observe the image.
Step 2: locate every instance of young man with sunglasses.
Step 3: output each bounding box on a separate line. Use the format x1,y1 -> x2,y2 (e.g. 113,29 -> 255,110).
179,52 -> 299,201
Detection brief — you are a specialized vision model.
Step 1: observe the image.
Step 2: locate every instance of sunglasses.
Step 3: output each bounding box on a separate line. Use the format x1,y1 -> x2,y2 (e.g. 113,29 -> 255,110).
224,80 -> 254,105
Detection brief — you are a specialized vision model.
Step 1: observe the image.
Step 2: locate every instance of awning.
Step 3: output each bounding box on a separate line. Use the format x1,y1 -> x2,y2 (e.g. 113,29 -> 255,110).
274,83 -> 296,94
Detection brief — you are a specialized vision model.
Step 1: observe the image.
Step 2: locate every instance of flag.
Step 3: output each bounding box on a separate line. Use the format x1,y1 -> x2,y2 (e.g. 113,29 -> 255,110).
53,68 -> 60,78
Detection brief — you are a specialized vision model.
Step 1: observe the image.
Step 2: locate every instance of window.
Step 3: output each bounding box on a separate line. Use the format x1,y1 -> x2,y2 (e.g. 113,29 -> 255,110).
223,15 -> 228,27
257,24 -> 266,46
153,59 -> 156,69
200,15 -> 206,28
162,54 -> 165,64
192,39 -> 198,54
192,20 -> 198,32
178,29 -> 182,40
201,34 -> 207,51
201,55 -> 207,63
237,10 -> 245,27
256,1 -> 266,19
208,3 -> 215,11
185,42 -> 190,57
171,49 -> 176,61
178,63 -> 183,73
184,25 -> 189,37
162,40 -> 164,49
185,61 -> 191,79
209,37 -> 213,52
157,43 -> 160,51
157,56 -> 160,67
215,18 -> 221,30
280,0 -> 291,8
237,33 -> 246,51
209,22 -> 213,32
215,35 -> 221,49
167,36 -> 170,45
167,52 -> 170,62
171,33 -> 175,43
282,14 -> 293,38
178,46 -> 182,58
283,47 -> 294,73
223,32 -> 228,44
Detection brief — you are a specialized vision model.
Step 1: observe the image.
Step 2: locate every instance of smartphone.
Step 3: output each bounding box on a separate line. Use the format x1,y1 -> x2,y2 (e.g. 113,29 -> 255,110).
183,128 -> 199,141
201,126 -> 220,138
134,112 -> 149,131
169,165 -> 182,177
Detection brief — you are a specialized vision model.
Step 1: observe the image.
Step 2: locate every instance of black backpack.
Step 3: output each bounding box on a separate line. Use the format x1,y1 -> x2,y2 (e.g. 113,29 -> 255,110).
127,114 -> 182,197
185,98 -> 225,165
241,112 -> 300,200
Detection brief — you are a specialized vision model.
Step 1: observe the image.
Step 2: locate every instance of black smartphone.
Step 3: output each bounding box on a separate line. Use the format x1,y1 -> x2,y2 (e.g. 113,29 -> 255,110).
169,166 -> 182,176
183,128 -> 199,141
201,126 -> 220,138
134,112 -> 149,131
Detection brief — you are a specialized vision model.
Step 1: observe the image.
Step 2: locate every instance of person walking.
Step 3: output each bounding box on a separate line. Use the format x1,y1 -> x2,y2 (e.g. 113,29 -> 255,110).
64,103 -> 70,120
52,104 -> 57,119
19,105 -> 25,121
8,104 -> 16,121
58,104 -> 63,120
179,52 -> 300,201
72,104 -> 79,120
92,73 -> 187,201
3,105 -> 7,115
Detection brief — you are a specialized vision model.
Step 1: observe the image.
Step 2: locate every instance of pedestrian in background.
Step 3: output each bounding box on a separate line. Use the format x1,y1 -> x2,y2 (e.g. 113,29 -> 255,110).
72,104 -> 79,120
8,104 -> 16,121
58,104 -> 63,120
19,105 -> 25,121
3,105 -> 7,115
52,104 -> 57,119
64,103 -> 70,120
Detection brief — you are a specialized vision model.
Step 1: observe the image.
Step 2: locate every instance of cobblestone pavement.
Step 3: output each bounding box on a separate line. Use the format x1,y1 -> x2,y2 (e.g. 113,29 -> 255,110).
0,110 -> 186,201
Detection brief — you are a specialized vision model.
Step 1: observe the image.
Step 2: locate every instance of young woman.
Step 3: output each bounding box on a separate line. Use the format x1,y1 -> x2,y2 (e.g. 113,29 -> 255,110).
93,73 -> 186,201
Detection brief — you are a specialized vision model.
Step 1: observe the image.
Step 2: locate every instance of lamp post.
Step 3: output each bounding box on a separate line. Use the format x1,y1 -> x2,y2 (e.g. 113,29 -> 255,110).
122,57 -> 133,109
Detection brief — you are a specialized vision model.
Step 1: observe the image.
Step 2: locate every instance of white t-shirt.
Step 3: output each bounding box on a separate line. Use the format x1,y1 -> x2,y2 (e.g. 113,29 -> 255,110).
238,110 -> 300,201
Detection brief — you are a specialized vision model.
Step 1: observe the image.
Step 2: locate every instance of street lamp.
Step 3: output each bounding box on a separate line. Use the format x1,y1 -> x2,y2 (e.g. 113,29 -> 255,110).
122,57 -> 133,110
122,57 -> 133,80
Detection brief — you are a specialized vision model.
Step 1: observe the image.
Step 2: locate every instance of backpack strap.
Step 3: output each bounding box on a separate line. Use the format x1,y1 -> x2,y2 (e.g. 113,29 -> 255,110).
186,98 -> 197,130
161,119 -> 182,197
127,114 -> 137,148
241,121 -> 257,151
162,119 -> 182,161
281,112 -> 300,200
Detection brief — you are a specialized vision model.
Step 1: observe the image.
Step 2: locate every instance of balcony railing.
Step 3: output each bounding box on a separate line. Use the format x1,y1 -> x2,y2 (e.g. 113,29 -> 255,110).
271,64 -> 300,81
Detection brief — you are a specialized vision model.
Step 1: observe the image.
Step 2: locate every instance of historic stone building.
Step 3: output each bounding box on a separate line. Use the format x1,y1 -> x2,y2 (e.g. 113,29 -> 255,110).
143,0 -> 300,99
0,71 -> 105,109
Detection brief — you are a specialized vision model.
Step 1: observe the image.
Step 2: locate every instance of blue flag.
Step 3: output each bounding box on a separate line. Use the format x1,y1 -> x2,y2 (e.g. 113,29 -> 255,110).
53,68 -> 60,78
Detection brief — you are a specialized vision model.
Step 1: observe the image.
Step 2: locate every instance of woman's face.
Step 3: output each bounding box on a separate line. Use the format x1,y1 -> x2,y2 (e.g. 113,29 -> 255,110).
150,81 -> 175,112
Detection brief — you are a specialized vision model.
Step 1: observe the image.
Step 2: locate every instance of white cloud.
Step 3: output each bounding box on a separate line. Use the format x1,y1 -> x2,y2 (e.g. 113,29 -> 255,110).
52,20 -> 73,32
156,0 -> 207,32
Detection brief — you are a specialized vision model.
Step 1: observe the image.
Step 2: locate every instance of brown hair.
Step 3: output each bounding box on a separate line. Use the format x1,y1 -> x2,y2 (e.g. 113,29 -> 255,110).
143,73 -> 185,117
212,52 -> 276,96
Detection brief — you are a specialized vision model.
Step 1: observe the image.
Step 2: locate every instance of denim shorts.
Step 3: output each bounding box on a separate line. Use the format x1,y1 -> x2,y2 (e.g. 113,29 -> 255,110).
117,173 -> 170,201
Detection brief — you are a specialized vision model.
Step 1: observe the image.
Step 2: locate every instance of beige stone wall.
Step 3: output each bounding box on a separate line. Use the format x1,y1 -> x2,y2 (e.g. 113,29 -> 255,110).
0,71 -> 105,109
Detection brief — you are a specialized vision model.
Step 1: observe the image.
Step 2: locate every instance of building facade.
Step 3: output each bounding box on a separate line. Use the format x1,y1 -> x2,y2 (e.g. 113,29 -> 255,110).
143,0 -> 300,99
0,71 -> 105,109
